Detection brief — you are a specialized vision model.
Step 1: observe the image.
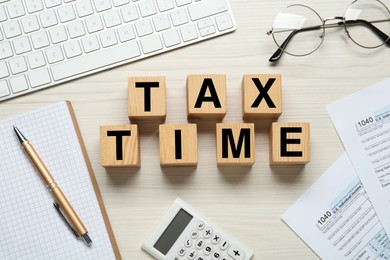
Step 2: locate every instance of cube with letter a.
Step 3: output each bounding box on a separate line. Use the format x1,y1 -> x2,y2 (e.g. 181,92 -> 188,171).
270,122 -> 310,165
100,125 -> 140,167
187,74 -> 227,120
128,76 -> 166,122
159,124 -> 198,167
216,123 -> 255,166
242,74 -> 282,119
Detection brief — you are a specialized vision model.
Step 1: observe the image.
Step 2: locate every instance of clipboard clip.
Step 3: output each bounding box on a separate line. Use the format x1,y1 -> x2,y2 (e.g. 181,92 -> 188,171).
53,202 -> 79,238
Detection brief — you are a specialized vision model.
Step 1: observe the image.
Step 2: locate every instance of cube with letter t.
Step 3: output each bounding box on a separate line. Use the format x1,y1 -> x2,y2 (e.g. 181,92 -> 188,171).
270,122 -> 310,165
100,125 -> 140,167
128,76 -> 166,122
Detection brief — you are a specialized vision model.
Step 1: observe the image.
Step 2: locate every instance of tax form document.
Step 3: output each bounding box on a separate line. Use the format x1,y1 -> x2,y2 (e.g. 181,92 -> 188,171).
327,78 -> 390,235
282,153 -> 390,259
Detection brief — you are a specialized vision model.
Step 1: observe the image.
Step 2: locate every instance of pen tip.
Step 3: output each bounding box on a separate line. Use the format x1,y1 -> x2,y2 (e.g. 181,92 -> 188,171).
13,126 -> 27,143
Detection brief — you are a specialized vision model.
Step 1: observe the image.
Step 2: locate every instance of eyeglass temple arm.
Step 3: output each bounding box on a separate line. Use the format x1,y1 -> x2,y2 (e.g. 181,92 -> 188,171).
269,19 -> 390,62
269,25 -> 322,62
344,19 -> 390,45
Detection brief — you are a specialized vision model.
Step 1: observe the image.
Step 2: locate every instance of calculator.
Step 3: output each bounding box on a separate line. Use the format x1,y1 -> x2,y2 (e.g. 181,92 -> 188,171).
142,198 -> 253,260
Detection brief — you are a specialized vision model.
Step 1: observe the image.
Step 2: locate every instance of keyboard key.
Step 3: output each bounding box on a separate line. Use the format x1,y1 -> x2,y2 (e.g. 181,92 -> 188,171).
199,25 -> 215,37
27,51 -> 46,69
116,24 -> 136,42
93,0 -> 112,12
135,19 -> 153,37
51,40 -> 141,81
39,9 -> 58,28
21,15 -> 40,33
49,26 -> 68,44
140,34 -> 163,54
215,13 -> 234,31
13,36 -> 32,54
0,81 -> 10,97
156,0 -> 175,12
67,20 -> 86,38
0,62 -> 10,78
63,40 -> 82,58
162,29 -> 181,47
138,0 -> 157,17
28,68 -> 51,88
75,0 -> 94,18
9,75 -> 29,93
170,9 -> 188,26
0,42 -> 13,59
3,20 -> 22,39
25,0 -> 44,14
180,24 -> 198,42
99,30 -> 118,48
57,5 -> 76,23
175,0 -> 192,7
81,35 -> 100,53
120,5 -> 139,22
31,31 -> 50,49
188,0 -> 228,21
0,6 -> 7,22
153,13 -> 171,32
6,1 -> 26,19
44,0 -> 61,8
45,45 -> 64,64
113,0 -> 130,7
103,10 -> 122,28
198,18 -> 216,36
85,15 -> 104,33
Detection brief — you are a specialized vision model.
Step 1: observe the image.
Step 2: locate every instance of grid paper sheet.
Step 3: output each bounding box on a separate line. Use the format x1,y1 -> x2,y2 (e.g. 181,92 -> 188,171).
0,102 -> 115,259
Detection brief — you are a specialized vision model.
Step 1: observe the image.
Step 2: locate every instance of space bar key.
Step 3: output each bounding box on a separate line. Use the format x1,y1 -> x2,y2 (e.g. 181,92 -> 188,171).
51,42 -> 141,81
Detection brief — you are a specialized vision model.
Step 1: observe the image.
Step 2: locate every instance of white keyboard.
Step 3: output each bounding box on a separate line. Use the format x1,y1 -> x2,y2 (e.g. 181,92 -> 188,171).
0,0 -> 236,102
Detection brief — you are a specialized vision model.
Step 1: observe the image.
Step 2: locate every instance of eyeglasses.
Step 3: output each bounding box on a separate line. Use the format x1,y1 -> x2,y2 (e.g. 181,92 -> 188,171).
267,0 -> 390,62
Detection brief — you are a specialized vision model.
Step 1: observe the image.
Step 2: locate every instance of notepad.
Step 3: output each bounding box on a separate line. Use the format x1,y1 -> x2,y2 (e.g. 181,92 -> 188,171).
0,101 -> 120,259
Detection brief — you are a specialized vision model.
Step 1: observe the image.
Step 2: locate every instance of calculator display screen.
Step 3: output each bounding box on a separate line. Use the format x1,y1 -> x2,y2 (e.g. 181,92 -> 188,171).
154,209 -> 193,255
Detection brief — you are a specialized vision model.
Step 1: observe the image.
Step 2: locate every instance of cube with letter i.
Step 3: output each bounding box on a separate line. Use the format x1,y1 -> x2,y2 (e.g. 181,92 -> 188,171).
159,124 -> 198,167
100,125 -> 140,167
128,76 -> 166,121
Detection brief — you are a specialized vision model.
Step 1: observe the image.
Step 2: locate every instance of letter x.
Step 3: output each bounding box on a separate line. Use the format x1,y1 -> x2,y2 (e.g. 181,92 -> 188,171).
251,78 -> 276,108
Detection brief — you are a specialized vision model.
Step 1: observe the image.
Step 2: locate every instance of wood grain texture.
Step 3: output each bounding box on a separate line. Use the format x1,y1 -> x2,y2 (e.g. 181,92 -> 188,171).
1,0 -> 389,259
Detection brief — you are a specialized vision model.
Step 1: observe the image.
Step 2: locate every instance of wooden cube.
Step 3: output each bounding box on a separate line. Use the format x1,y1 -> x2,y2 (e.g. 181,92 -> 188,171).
216,123 -> 255,166
187,74 -> 227,120
159,124 -> 198,167
100,125 -> 140,167
243,74 -> 282,119
128,76 -> 166,121
270,122 -> 310,165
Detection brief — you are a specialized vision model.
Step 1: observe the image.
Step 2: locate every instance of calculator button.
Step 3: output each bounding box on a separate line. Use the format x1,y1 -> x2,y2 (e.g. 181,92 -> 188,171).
196,256 -> 206,260
227,245 -> 245,260
178,247 -> 186,256
197,221 -> 205,230
187,249 -> 197,260
195,238 -> 205,250
190,230 -> 199,239
172,257 -> 180,260
212,251 -> 222,260
211,233 -> 221,244
203,227 -> 213,238
184,238 -> 192,248
203,244 -> 213,256
220,255 -> 229,260
219,239 -> 229,250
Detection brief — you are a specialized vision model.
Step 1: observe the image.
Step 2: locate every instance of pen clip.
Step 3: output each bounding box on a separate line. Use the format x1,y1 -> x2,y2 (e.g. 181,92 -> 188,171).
53,202 -> 79,238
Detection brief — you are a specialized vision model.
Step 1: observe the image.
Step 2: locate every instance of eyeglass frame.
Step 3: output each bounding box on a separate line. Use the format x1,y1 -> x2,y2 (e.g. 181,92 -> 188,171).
267,0 -> 390,62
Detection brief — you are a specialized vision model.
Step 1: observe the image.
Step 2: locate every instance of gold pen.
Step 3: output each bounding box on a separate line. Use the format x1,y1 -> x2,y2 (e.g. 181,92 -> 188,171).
14,126 -> 92,246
